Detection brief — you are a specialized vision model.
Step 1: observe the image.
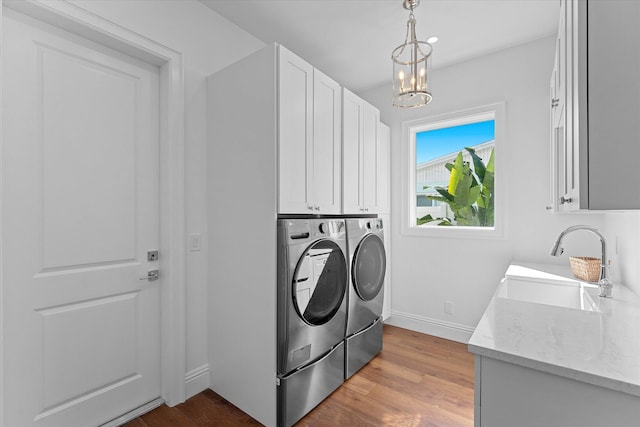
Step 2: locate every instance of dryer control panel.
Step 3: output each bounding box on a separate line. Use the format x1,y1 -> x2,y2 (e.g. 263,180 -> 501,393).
366,219 -> 383,230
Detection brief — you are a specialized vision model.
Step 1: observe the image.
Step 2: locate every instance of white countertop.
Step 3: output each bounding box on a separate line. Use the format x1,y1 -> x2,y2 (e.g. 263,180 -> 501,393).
468,261 -> 640,397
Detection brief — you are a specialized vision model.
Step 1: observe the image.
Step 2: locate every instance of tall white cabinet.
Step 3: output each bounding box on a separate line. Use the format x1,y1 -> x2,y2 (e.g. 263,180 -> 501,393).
208,44 -> 279,427
207,43 -> 391,427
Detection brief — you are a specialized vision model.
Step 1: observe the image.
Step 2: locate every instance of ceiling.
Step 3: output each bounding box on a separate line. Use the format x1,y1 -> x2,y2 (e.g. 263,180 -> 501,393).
200,0 -> 559,94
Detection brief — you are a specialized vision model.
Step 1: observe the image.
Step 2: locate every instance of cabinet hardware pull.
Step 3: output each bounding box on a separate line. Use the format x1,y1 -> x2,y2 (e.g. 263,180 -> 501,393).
560,196 -> 573,204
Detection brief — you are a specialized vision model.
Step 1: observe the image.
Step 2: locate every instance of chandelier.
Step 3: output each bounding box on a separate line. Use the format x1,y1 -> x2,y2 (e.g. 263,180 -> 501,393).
392,0 -> 433,108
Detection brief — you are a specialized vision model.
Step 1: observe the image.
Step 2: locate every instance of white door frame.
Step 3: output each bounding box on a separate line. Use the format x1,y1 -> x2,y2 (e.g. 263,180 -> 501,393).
0,0 -> 187,420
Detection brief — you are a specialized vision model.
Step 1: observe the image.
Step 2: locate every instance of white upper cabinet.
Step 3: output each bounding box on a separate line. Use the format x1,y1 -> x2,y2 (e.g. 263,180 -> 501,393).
550,0 -> 640,211
377,122 -> 391,214
342,88 -> 386,214
279,47 -> 314,214
549,0 -> 572,212
362,100 -> 379,212
342,88 -> 364,214
312,69 -> 342,214
586,0 -> 640,209
278,46 -> 341,214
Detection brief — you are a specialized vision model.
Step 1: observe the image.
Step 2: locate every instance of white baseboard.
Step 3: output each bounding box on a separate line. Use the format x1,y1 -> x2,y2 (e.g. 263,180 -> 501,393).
100,398 -> 164,427
99,364 -> 210,426
185,364 -> 210,400
385,310 -> 475,343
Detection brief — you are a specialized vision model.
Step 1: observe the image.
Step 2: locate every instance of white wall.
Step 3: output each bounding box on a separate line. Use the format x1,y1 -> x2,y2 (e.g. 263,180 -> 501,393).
71,0 -> 265,396
603,212 -> 640,296
361,36 -> 614,342
51,0 -> 640,396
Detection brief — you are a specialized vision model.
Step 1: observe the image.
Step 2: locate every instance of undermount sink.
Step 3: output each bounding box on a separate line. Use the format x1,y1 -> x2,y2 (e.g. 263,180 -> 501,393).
496,276 -> 601,312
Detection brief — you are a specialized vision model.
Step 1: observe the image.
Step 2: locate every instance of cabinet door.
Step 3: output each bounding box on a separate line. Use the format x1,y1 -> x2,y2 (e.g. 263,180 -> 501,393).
555,104 -> 568,211
376,122 -> 390,215
342,88 -> 364,214
562,0 -> 583,211
587,0 -> 640,209
362,101 -> 379,213
278,46 -> 314,214
313,69 -> 342,214
551,0 -> 580,212
556,0 -> 567,116
548,62 -> 559,212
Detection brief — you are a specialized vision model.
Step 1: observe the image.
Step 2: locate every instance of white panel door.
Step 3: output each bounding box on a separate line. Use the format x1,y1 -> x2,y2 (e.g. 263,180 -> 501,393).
2,10 -> 161,427
342,88 -> 364,214
362,101 -> 379,213
278,46 -> 313,214
376,122 -> 391,215
312,69 -> 341,214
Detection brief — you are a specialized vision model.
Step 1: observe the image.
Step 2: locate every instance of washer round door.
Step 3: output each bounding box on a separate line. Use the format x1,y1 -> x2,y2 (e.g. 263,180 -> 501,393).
292,239 -> 347,326
352,234 -> 386,301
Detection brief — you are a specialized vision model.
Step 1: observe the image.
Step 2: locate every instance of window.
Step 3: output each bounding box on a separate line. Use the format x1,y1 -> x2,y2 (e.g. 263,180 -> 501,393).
402,103 -> 505,238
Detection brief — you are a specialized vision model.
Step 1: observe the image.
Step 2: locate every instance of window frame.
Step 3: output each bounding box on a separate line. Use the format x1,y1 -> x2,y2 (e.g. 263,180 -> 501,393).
401,102 -> 506,239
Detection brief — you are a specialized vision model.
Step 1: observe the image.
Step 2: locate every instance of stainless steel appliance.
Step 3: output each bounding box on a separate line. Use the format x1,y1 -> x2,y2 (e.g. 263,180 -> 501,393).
277,218 -> 348,427
345,218 -> 386,379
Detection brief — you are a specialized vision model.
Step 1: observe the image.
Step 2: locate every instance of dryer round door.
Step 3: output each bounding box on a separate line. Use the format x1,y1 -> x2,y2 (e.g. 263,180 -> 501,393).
292,239 -> 347,326
352,234 -> 386,301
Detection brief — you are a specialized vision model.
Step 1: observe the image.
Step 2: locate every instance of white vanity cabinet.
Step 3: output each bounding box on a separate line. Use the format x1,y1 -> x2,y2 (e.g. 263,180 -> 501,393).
550,0 -> 640,211
469,263 -> 640,427
342,88 -> 386,215
474,356 -> 640,427
279,47 -> 342,214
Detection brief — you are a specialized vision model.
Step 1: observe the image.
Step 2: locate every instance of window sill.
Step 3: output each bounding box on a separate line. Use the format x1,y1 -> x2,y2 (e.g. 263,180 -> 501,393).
402,224 -> 505,240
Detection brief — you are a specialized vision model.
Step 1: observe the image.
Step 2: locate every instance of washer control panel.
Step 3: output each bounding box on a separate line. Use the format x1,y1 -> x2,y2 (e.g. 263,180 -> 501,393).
317,220 -> 344,237
282,218 -> 346,243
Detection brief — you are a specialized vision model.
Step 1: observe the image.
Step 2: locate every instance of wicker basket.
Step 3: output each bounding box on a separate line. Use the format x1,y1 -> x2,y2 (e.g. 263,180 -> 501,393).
569,256 -> 601,282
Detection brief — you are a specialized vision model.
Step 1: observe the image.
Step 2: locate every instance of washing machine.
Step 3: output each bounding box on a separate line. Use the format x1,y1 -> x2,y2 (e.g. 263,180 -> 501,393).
345,218 -> 386,379
276,218 -> 348,427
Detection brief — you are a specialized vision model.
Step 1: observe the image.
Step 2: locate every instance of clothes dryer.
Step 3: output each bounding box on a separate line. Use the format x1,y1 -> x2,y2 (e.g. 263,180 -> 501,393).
277,218 -> 348,427
345,218 -> 386,379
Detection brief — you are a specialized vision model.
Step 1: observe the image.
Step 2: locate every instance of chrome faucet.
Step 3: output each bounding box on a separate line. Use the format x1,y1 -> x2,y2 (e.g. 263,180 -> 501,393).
549,225 -> 612,297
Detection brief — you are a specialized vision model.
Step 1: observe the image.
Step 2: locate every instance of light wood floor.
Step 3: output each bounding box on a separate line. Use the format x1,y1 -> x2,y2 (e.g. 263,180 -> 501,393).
123,325 -> 474,426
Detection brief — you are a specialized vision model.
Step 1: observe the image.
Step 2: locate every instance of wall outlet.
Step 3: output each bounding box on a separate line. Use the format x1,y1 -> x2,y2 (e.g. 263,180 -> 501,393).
444,301 -> 454,315
189,234 -> 201,252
